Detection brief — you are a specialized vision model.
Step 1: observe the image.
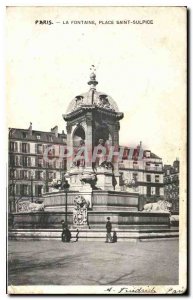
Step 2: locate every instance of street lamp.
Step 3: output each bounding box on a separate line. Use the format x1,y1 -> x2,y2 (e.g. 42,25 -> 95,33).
63,179 -> 70,225
31,171 -> 35,203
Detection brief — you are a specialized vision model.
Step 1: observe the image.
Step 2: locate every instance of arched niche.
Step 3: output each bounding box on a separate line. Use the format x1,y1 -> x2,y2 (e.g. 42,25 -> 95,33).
72,125 -> 85,148
94,123 -> 112,146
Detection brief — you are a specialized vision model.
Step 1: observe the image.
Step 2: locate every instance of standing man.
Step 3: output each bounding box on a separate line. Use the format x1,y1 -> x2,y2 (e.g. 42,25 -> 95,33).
61,220 -> 71,242
106,217 -> 113,243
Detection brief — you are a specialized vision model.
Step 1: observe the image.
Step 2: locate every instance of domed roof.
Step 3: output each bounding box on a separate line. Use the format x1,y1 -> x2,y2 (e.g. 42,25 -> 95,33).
66,71 -> 119,114
66,90 -> 119,114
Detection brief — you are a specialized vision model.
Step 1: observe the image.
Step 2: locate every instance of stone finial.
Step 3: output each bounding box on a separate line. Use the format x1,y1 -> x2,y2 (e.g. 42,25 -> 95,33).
88,65 -> 98,89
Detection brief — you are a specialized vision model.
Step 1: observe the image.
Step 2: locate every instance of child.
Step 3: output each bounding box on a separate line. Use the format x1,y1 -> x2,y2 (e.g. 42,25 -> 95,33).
112,231 -> 117,243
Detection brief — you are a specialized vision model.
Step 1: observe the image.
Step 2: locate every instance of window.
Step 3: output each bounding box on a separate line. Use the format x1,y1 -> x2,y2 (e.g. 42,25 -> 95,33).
21,143 -> 28,153
15,156 -> 19,166
155,175 -> 160,183
21,184 -> 28,196
16,185 -> 20,195
37,135 -> 41,140
147,186 -> 151,196
38,185 -> 42,196
9,184 -> 15,195
133,162 -> 138,169
37,144 -> 43,154
10,170 -> 16,179
156,187 -> 160,196
10,142 -> 17,152
23,185 -> 28,195
48,172 -> 53,180
9,155 -> 15,167
145,151 -> 150,158
20,170 -> 24,179
48,160 -> 52,168
23,170 -> 28,179
22,132 -> 27,139
23,156 -> 28,167
48,135 -> 53,142
146,174 -> 151,182
47,146 -> 55,157
146,162 -> 150,170
155,164 -> 162,171
38,158 -> 43,167
37,171 -> 43,180
133,173 -> 138,181
9,142 -> 14,151
61,159 -> 67,170
167,169 -> 170,175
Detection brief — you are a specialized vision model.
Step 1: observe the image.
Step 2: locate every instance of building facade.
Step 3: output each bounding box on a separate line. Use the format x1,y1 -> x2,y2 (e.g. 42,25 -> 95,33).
8,124 -> 67,212
119,144 -> 164,206
163,159 -> 180,213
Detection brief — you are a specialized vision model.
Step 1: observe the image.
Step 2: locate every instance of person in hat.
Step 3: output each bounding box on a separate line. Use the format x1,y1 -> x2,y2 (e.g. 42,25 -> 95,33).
105,217 -> 113,243
61,220 -> 71,242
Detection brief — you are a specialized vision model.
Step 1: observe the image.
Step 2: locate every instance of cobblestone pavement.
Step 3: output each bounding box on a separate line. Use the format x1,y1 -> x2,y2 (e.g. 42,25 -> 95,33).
8,240 -> 178,286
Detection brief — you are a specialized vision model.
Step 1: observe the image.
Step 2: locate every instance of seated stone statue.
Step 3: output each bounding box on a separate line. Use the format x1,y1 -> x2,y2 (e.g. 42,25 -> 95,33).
73,139 -> 85,167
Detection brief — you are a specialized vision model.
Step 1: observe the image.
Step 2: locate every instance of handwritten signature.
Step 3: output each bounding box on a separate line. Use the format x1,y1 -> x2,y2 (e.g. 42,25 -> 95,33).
104,286 -> 185,294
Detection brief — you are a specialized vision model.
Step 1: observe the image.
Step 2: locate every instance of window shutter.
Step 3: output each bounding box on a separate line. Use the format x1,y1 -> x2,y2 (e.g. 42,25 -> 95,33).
20,184 -> 24,196
53,160 -> 56,169
16,184 -> 20,195
28,157 -> 31,167
35,185 -> 38,196
20,143 -> 22,153
20,170 -> 23,179
43,158 -> 47,168
15,156 -> 18,166
15,142 -> 18,152
28,185 -> 31,195
35,170 -> 38,180
15,170 -> 19,179
20,156 -> 23,166
27,143 -> 30,153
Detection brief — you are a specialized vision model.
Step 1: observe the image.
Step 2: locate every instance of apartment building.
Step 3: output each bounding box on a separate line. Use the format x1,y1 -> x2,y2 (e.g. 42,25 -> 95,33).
164,159 -> 180,213
119,144 -> 164,202
8,123 -> 67,212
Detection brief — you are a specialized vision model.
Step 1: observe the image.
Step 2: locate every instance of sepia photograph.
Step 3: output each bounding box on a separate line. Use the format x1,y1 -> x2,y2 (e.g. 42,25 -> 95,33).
6,6 -> 187,294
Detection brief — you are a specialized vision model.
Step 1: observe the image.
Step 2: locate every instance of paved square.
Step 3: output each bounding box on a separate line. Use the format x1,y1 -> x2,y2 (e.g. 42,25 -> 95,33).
8,240 -> 178,286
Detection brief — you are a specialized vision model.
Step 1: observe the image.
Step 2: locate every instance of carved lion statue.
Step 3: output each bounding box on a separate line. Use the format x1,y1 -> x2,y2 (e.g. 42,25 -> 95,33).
28,202 -> 45,212
143,200 -> 172,213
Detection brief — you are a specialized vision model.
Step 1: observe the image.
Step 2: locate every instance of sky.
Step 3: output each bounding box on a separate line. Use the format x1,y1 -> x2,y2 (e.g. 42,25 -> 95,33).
6,6 -> 186,164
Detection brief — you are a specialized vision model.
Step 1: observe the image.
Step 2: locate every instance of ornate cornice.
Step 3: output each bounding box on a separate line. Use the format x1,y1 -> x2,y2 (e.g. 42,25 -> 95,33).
63,105 -> 124,122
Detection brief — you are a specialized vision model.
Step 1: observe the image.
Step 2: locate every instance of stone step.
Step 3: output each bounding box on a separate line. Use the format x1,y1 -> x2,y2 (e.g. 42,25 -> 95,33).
9,228 -> 179,241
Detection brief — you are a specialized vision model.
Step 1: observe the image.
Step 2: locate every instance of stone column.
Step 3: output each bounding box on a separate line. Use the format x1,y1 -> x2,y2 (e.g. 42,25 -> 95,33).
85,113 -> 93,170
66,124 -> 72,171
112,122 -> 121,191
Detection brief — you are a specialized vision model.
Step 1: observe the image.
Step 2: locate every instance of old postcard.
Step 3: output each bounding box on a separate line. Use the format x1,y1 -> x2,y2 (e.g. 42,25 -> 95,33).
7,6 -> 187,294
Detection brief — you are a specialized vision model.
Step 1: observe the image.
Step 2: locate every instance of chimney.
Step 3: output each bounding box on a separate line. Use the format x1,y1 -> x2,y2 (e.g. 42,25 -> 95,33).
28,122 -> 32,135
51,125 -> 58,137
